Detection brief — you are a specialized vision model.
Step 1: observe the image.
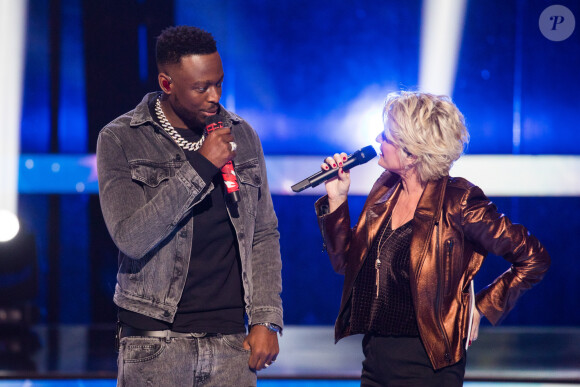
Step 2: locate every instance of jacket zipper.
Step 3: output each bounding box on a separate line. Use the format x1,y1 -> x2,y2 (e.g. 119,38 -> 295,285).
435,221 -> 452,363
445,239 -> 454,296
319,204 -> 332,252
320,216 -> 328,252
321,227 -> 328,252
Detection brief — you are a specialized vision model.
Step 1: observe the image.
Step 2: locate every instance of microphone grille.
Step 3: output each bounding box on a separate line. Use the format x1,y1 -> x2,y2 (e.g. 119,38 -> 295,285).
360,145 -> 377,160
205,110 -> 231,130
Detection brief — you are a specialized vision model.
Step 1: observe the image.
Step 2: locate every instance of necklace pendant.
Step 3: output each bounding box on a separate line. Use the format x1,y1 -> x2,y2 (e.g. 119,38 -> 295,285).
375,258 -> 381,298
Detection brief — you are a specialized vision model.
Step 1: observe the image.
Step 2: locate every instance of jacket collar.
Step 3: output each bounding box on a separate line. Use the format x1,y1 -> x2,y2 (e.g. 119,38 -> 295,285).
415,176 -> 448,223
409,176 -> 449,279
363,172 -> 402,248
368,172 -> 448,222
363,173 -> 449,250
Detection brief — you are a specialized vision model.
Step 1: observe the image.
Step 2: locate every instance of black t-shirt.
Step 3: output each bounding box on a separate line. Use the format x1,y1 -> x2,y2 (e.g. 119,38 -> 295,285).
118,100 -> 245,334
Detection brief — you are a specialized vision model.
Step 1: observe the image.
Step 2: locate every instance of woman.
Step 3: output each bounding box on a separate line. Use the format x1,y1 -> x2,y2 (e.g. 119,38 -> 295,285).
315,91 -> 550,386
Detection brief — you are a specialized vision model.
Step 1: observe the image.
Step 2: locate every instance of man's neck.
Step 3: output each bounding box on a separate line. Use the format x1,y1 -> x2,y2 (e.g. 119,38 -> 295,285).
159,96 -> 203,132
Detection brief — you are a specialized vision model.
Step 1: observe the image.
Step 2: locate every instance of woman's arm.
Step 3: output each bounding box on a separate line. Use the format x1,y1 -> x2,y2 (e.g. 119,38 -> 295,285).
322,152 -> 351,212
462,185 -> 550,325
313,152 -> 354,274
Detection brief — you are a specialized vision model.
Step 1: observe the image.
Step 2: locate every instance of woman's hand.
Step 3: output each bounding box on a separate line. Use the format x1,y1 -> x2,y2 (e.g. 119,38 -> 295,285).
322,152 -> 350,212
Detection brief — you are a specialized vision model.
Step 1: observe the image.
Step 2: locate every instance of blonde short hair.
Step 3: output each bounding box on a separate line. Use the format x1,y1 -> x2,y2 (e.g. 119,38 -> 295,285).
383,91 -> 469,182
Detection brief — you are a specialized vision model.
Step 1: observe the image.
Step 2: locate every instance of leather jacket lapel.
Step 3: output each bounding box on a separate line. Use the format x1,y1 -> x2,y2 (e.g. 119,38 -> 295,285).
362,172 -> 402,258
409,176 -> 448,279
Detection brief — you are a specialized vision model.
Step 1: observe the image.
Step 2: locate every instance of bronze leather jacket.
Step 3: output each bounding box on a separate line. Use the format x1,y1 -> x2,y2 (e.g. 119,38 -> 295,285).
315,172 -> 550,370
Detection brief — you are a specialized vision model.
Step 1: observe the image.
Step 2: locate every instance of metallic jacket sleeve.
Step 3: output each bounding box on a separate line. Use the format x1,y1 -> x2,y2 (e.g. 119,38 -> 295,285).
462,185 -> 551,325
315,196 -> 353,275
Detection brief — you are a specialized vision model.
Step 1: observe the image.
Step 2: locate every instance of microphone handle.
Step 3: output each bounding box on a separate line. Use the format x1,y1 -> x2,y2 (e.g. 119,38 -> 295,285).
221,161 -> 240,203
205,115 -> 240,202
309,156 -> 361,187
291,146 -> 377,193
291,153 -> 360,193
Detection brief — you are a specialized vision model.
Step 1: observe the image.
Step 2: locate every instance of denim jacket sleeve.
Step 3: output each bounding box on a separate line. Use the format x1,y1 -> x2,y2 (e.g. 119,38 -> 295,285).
96,124 -> 213,259
244,126 -> 283,329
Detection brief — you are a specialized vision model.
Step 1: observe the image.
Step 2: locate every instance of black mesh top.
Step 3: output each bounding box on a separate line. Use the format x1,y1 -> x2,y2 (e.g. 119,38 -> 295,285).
350,214 -> 419,337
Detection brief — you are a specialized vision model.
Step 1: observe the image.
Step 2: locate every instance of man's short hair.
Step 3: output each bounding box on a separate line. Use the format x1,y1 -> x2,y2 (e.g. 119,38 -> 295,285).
156,26 -> 217,67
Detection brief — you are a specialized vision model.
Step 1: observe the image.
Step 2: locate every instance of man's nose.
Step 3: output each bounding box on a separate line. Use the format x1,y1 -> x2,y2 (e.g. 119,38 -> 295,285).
207,86 -> 221,103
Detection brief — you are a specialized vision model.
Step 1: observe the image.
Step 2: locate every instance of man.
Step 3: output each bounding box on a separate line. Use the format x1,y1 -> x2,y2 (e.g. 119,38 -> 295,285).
96,26 -> 283,386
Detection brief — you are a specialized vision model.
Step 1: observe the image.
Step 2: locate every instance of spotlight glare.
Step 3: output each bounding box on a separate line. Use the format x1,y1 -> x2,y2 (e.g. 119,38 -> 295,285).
0,210 -> 20,243
419,0 -> 467,96
336,85 -> 392,149
0,0 -> 27,241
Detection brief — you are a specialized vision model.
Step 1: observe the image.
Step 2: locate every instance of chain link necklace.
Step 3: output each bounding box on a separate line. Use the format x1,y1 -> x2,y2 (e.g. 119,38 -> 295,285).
155,96 -> 205,151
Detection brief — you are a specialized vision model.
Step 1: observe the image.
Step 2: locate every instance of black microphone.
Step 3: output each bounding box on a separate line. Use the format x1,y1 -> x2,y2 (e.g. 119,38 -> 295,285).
291,145 -> 377,193
205,114 -> 241,203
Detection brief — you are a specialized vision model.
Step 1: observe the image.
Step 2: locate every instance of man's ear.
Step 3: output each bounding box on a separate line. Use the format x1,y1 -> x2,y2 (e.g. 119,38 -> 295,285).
158,73 -> 173,94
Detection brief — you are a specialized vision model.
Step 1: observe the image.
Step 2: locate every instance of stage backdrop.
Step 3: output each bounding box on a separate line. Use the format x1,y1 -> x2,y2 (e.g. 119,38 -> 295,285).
12,0 -> 580,327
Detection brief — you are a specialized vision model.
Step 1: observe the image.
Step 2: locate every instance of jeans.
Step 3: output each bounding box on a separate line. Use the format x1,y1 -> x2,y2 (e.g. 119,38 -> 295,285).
117,332 -> 256,386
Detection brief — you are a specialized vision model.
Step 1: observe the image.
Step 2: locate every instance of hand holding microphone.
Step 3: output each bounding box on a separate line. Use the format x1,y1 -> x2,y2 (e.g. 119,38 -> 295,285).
201,114 -> 240,203
199,120 -> 236,169
321,152 -> 352,205
291,146 -> 376,212
291,145 -> 377,192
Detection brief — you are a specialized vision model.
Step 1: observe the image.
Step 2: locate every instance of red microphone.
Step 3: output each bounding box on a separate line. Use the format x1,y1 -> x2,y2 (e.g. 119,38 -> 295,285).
205,114 -> 240,203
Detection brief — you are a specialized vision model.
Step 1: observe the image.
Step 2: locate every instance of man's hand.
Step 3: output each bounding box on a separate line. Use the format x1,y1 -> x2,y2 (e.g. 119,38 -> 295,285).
198,127 -> 236,169
243,324 -> 279,371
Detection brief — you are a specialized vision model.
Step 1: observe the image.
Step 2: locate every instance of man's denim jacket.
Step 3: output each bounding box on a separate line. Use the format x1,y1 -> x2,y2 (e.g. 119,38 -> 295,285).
96,92 -> 283,329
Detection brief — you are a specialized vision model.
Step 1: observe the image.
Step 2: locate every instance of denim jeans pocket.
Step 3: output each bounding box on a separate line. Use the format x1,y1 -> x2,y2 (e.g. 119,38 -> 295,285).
120,337 -> 168,363
222,332 -> 251,353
